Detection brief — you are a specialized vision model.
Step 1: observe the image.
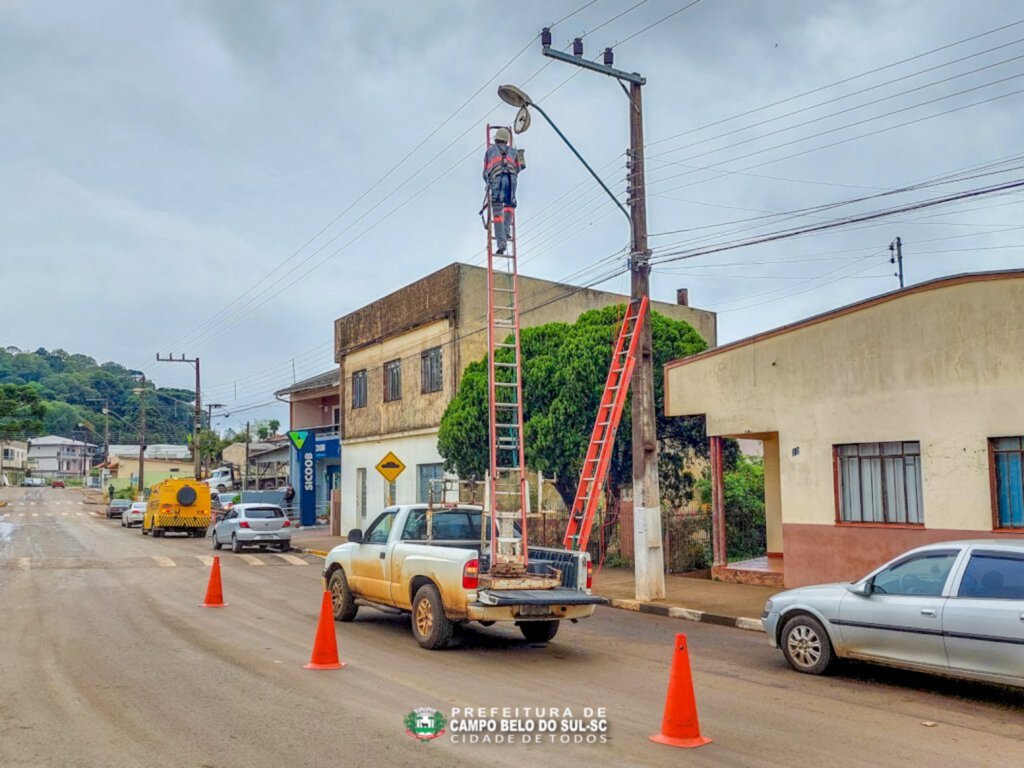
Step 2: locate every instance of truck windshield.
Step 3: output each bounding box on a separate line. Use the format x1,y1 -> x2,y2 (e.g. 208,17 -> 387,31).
400,508 -> 519,541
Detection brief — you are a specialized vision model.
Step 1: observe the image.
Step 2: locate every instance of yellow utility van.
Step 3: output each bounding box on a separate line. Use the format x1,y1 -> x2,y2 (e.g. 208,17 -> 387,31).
143,478 -> 211,538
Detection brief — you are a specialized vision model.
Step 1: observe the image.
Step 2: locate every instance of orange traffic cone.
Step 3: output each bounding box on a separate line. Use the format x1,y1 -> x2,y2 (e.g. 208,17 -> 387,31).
304,590 -> 345,670
649,633 -> 712,748
200,556 -> 227,608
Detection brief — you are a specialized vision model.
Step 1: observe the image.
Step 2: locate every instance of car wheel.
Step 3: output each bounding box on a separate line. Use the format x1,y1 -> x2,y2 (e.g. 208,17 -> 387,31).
781,615 -> 834,675
519,621 -> 559,644
231,535 -> 242,554
211,530 -> 222,550
411,583 -> 455,650
279,542 -> 291,553
328,569 -> 358,622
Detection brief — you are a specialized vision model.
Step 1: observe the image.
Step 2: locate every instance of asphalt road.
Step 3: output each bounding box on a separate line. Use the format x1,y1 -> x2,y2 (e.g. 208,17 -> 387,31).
1,486 -> 1022,768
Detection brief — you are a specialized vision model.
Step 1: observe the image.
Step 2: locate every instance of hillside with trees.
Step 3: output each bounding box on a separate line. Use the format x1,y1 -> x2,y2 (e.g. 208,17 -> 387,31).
0,346 -> 194,443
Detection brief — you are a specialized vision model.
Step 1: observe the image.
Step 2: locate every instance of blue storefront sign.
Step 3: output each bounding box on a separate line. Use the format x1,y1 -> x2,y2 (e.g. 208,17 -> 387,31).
315,435 -> 340,460
288,430 -> 317,527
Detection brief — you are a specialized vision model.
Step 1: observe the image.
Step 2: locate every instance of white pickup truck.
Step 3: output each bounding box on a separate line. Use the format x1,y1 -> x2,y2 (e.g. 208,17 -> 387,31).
322,504 -> 604,649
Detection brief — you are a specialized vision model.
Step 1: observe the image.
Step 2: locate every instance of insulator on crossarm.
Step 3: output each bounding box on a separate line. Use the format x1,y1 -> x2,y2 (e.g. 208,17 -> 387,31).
573,37 -> 583,56
603,48 -> 614,66
541,27 -> 552,47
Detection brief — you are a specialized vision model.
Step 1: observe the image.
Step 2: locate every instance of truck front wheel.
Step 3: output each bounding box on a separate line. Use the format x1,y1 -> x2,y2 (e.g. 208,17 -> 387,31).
411,584 -> 455,650
328,569 -> 358,622
520,620 -> 559,645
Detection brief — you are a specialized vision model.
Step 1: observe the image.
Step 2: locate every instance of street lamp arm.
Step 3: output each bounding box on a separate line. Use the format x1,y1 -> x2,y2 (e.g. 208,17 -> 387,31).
526,100 -> 631,224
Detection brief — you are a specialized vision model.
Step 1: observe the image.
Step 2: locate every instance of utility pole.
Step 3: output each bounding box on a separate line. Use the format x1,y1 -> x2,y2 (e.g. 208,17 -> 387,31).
205,402 -> 224,478
890,236 -> 904,288
135,387 -> 147,498
156,354 -> 202,480
244,421 -> 250,492
539,32 -> 665,600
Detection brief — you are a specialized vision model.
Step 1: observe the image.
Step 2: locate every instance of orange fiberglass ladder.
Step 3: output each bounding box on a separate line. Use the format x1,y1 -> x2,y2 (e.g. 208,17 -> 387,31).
485,123 -> 529,577
563,296 -> 649,552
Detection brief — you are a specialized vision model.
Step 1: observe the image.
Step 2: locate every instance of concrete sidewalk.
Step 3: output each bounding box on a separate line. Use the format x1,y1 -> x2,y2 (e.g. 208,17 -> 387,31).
291,527 -> 774,633
593,566 -> 774,633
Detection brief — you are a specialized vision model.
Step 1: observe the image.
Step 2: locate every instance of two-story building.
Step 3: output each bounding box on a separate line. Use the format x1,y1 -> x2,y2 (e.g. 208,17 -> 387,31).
27,436 -> 94,479
275,369 -> 341,523
1,439 -> 29,486
333,262 -> 717,534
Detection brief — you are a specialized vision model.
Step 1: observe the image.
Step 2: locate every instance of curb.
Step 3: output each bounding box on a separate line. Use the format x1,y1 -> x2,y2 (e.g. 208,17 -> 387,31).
607,597 -> 765,633
290,547 -> 764,633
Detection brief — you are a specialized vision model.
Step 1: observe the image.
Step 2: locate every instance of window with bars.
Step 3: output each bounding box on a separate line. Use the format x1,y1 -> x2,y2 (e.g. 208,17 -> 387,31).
351,370 -> 367,409
836,442 -> 924,525
421,346 -> 443,394
356,468 -> 367,519
384,359 -> 402,402
992,437 -> 1024,529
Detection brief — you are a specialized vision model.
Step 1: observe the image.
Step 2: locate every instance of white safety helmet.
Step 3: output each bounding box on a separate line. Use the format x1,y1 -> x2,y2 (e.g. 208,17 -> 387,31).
494,127 -> 511,144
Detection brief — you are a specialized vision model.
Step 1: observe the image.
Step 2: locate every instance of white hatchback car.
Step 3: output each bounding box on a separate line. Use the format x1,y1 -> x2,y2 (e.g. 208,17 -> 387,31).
211,503 -> 292,553
121,502 -> 146,528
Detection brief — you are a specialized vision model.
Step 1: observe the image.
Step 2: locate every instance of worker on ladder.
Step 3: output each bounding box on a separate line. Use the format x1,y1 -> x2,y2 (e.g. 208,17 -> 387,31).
483,127 -> 525,254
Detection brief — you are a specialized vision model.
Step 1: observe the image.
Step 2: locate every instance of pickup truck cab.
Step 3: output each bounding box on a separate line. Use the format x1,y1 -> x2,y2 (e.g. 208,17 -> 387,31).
322,504 -> 604,649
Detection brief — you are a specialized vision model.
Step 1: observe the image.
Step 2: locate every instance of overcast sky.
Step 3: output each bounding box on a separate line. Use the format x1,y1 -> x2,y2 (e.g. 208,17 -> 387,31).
2,0 -> 1022,432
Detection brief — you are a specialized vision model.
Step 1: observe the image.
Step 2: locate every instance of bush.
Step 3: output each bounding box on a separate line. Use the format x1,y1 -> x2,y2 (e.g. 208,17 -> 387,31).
696,456 -> 766,562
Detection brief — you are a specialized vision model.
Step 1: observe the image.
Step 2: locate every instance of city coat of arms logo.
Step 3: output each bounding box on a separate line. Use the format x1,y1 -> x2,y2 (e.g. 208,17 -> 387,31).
404,707 -> 447,741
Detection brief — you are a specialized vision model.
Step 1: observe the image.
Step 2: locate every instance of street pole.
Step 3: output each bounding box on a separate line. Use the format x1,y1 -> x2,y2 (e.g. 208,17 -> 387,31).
138,388 -> 147,498
244,421 -> 250,492
627,81 -> 666,599
156,354 -> 202,480
890,236 -> 904,288
205,402 -> 224,478
535,34 -> 665,600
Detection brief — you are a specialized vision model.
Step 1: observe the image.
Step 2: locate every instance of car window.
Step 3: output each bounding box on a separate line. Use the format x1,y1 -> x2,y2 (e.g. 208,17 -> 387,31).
364,511 -> 397,544
958,552 -> 1024,599
243,507 -> 284,519
871,552 -> 959,596
401,509 -> 483,540
131,503 -> 146,511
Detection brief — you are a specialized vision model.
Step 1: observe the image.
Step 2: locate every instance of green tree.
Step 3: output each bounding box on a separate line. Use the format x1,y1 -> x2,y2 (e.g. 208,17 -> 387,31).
438,305 -> 731,508
267,419 -> 280,435
697,455 -> 766,561
0,383 -> 46,437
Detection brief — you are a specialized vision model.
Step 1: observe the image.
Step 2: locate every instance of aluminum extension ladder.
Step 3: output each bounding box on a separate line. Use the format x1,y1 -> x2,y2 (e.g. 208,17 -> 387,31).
563,296 -> 649,552
485,123 -> 529,577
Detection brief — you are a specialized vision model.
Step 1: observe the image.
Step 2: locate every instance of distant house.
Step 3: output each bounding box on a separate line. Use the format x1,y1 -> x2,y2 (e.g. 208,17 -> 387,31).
100,444 -> 194,488
27,436 -> 94,479
1,439 -> 29,485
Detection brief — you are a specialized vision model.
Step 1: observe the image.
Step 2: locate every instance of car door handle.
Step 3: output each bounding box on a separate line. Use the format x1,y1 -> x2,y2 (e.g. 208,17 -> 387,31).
379,552 -> 386,560
920,608 -> 937,618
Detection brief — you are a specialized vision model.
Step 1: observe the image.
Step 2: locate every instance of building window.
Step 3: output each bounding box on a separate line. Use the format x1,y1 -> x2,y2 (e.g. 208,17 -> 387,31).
421,346 -> 443,394
352,370 -> 367,409
836,442 -> 923,525
384,359 -> 402,402
2,449 -> 12,461
992,437 -> 1024,529
417,463 -> 445,503
331,406 -> 340,431
356,468 -> 367,519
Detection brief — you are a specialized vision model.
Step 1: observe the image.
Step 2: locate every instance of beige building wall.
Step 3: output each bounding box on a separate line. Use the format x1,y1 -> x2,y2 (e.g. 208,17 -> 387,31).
343,319 -> 454,441
665,272 -> 1024,586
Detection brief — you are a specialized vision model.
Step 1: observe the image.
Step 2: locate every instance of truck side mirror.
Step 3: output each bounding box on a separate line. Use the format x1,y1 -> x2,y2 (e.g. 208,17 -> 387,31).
347,529 -> 363,544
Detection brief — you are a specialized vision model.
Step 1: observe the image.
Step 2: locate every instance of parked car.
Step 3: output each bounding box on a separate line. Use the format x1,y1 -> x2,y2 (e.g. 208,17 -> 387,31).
322,504 -> 603,650
121,502 -> 146,528
106,499 -> 132,519
211,503 -> 292,553
763,540 -> 1024,689
51,479 -> 65,489
21,477 -> 44,487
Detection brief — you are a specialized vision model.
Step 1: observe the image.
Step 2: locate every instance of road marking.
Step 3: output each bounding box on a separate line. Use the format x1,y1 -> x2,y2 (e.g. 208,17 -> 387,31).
151,556 -> 177,567
32,513 -> 38,518
239,554 -> 265,566
18,558 -> 31,570
275,553 -> 308,566
196,556 -> 214,566
76,512 -> 83,517
62,512 -> 69,517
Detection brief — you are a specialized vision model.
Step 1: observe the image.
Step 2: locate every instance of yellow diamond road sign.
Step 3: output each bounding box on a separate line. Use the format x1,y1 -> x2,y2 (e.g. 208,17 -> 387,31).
376,451 -> 406,483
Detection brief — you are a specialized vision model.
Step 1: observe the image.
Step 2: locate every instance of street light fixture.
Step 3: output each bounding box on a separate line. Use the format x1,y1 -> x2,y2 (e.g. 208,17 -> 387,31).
496,84 -> 629,223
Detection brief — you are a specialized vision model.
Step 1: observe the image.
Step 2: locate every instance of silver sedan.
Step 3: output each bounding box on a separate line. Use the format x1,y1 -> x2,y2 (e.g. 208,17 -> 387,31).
763,540 -> 1024,688
211,503 -> 292,553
